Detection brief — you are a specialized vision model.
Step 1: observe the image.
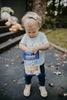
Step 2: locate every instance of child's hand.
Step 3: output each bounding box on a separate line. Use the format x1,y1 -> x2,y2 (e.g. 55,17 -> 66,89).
32,43 -> 50,54
32,46 -> 39,54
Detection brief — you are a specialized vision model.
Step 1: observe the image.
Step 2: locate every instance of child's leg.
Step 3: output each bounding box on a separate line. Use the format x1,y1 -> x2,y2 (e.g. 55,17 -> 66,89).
24,72 -> 32,96
38,64 -> 47,97
24,73 -> 32,84
38,64 -> 45,86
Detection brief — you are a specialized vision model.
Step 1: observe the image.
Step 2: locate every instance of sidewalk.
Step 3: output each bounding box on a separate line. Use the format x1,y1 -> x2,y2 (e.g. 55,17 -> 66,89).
0,45 -> 67,100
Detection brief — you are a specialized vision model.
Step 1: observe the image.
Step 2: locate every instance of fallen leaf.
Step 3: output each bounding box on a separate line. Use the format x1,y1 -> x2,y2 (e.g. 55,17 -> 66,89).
59,92 -> 63,97
10,59 -> 15,64
64,93 -> 67,96
11,62 -> 14,65
4,74 -> 8,76
56,58 -> 59,60
56,67 -> 60,70
54,52 -> 67,60
5,58 -> 9,61
63,61 -> 67,64
16,55 -> 19,58
49,83 -> 54,87
63,54 -> 67,58
53,71 -> 61,75
54,53 -> 59,57
13,80 -> 17,82
10,59 -> 14,62
62,64 -> 64,66
4,83 -> 8,86
48,64 -> 51,67
0,56 -> 2,59
55,62 -> 62,66
5,64 -> 9,67
48,64 -> 54,68
60,55 -> 66,59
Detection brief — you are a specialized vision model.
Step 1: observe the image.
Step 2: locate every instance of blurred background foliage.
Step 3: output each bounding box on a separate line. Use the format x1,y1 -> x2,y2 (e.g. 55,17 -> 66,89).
27,0 -> 67,29
27,0 -> 67,49
42,0 -> 67,29
0,0 -> 67,29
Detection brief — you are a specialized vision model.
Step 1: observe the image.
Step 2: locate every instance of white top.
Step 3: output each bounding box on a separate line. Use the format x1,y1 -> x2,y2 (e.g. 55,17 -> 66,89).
20,31 -> 49,65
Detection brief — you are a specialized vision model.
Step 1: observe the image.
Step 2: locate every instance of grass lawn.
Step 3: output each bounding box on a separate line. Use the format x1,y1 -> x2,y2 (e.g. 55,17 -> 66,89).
43,28 -> 67,49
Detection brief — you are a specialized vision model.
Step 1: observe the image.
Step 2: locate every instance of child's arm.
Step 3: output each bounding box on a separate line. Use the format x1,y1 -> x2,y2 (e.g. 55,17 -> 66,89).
19,43 -> 31,51
32,43 -> 50,54
32,32 -> 50,54
19,34 -> 31,51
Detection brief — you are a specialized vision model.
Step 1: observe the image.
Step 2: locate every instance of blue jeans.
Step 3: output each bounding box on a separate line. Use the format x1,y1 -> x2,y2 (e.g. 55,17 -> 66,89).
24,64 -> 45,86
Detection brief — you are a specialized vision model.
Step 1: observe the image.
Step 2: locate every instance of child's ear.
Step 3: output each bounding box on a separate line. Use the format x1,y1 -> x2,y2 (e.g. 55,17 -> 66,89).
38,24 -> 41,29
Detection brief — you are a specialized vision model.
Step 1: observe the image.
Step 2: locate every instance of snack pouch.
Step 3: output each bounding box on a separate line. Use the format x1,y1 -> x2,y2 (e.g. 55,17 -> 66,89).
23,51 -> 41,76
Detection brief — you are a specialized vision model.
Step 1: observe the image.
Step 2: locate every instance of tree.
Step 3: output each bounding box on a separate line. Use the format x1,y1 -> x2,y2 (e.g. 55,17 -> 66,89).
32,0 -> 47,22
58,0 -> 61,15
52,0 -> 56,17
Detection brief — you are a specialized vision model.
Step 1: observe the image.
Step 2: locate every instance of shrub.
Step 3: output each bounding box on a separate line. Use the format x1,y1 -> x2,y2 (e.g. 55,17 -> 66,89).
41,16 -> 56,29
56,16 -> 67,28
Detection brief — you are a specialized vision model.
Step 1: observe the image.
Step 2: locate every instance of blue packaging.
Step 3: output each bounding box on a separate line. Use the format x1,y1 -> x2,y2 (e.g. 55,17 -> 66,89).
23,51 -> 41,76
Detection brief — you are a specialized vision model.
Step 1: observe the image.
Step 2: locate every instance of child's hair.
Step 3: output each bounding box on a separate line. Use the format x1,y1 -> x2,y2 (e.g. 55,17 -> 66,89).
21,12 -> 42,28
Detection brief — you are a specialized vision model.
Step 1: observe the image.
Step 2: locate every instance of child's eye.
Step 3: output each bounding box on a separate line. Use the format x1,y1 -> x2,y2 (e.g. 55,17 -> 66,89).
28,32 -> 30,33
33,32 -> 36,33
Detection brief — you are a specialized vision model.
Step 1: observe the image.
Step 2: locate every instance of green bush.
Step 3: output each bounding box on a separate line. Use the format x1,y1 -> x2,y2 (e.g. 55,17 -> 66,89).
41,16 -> 56,29
41,15 -> 67,30
56,16 -> 67,28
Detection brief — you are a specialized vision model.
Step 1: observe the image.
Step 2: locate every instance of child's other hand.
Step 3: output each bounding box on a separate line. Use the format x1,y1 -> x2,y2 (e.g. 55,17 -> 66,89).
32,47 -> 39,54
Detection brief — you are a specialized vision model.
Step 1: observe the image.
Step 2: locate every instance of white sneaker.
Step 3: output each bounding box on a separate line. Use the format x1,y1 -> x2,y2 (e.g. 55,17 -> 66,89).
23,84 -> 31,97
39,86 -> 48,97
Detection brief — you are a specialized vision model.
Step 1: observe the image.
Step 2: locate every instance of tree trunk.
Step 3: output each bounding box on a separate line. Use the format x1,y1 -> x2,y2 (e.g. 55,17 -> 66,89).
32,0 -> 47,22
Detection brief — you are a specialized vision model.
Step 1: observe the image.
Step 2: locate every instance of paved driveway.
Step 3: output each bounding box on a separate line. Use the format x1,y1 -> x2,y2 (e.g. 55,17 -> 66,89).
0,45 -> 67,100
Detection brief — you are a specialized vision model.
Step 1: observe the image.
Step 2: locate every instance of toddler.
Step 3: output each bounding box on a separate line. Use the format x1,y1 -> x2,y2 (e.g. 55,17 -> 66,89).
19,12 -> 50,97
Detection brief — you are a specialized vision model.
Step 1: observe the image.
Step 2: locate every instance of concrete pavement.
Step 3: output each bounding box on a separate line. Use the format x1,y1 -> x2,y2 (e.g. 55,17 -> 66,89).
0,45 -> 67,100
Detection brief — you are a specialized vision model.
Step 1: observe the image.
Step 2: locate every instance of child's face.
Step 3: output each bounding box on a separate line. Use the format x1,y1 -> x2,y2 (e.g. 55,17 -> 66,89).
25,23 -> 39,38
